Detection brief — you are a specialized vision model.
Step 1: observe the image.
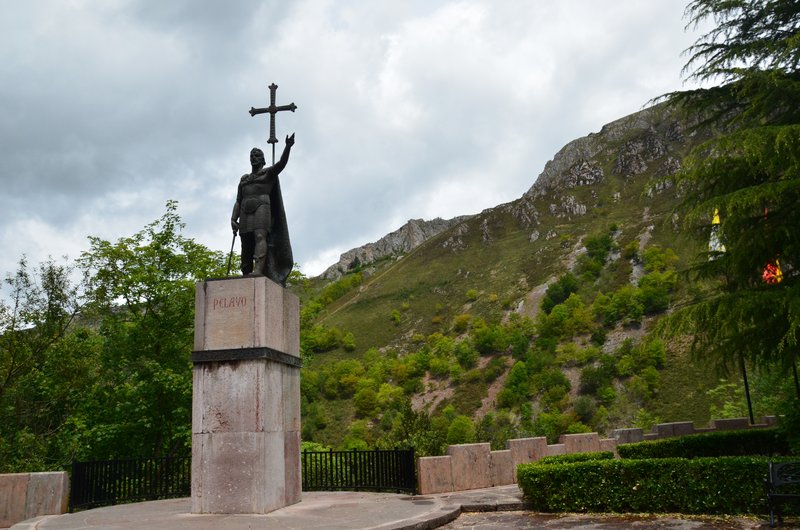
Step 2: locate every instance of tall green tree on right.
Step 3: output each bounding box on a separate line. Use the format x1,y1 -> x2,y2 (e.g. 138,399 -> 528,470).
660,0 -> 800,371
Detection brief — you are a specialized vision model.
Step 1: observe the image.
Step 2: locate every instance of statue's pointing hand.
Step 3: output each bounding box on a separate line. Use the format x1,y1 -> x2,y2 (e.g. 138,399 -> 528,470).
286,133 -> 295,147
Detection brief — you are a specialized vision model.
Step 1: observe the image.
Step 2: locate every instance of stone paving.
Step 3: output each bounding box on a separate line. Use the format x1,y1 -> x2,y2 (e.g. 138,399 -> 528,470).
10,484 -> 796,530
437,511 -> 783,530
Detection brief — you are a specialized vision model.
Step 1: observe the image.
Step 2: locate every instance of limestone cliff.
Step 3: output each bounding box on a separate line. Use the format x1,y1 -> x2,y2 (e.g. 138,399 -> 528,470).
319,216 -> 470,280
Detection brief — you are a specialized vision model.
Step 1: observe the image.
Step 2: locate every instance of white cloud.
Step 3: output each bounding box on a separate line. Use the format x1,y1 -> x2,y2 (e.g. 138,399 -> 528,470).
0,0 -> 711,280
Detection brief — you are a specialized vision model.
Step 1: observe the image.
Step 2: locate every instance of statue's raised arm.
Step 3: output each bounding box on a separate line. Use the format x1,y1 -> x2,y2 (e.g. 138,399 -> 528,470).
272,134 -> 295,175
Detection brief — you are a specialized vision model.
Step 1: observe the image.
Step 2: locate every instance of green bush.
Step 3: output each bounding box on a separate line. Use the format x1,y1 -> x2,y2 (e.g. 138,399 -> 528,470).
617,428 -> 791,459
536,451 -> 615,465
447,415 -> 476,445
454,341 -> 478,369
452,313 -> 472,333
517,456 -> 772,514
541,273 -> 579,314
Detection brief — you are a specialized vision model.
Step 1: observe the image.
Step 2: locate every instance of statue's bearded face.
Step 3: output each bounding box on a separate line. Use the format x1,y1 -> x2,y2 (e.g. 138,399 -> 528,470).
250,149 -> 265,166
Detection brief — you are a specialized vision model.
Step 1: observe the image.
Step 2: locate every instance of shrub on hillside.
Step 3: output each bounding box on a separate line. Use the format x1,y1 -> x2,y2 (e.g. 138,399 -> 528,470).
541,272 -> 579,314
446,415 -> 476,445
452,313 -> 472,333
617,428 -> 791,459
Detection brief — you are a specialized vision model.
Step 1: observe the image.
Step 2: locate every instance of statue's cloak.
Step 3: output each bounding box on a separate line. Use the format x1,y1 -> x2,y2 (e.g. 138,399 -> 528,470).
266,177 -> 293,286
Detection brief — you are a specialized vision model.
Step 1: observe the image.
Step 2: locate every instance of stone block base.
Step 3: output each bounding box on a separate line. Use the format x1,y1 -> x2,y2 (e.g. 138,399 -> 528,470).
192,277 -> 300,515
191,428 -> 300,514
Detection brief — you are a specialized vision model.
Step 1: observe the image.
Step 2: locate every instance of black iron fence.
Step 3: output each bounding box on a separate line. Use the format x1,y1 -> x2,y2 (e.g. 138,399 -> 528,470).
69,456 -> 190,512
302,448 -> 416,494
70,448 -> 416,511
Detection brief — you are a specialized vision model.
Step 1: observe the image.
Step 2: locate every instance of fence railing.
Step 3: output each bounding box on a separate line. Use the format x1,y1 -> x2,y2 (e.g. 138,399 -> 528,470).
301,448 -> 416,494
70,448 -> 416,511
69,456 -> 190,512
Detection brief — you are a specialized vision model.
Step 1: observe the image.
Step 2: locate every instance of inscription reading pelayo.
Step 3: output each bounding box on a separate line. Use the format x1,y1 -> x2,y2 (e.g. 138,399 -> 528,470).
212,296 -> 248,311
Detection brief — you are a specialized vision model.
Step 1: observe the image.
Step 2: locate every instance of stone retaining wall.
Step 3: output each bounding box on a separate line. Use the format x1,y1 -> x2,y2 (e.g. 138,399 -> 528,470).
416,416 -> 777,495
0,472 -> 69,528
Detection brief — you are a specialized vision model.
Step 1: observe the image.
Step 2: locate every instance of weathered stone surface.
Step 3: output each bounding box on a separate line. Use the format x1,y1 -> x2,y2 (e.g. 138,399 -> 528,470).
192,431 -> 293,514
546,444 -> 566,457
320,217 -> 469,280
652,421 -> 695,438
560,433 -> 601,454
198,279 -> 256,350
192,278 -> 300,515
711,417 -> 751,431
599,439 -> 617,454
614,128 -> 667,178
612,428 -> 644,445
284,430 -> 302,505
507,438 -> 548,467
524,103 -> 696,202
417,456 -> 454,495
282,364 -> 301,432
441,222 -> 470,251
499,196 -> 539,228
0,474 -> 28,528
283,289 -> 300,357
762,415 -> 778,427
549,195 -> 587,218
193,361 -> 268,433
490,450 -> 515,486
194,277 -> 299,357
25,472 -> 68,521
447,443 -> 491,491
0,472 -> 68,528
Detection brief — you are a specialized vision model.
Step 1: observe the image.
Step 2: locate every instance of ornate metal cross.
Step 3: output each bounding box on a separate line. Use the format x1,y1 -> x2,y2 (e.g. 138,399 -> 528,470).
249,83 -> 297,163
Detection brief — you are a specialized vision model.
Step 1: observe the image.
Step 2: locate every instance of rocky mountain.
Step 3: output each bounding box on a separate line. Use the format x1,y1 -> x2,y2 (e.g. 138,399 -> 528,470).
300,101 -> 724,449
320,216 -> 471,280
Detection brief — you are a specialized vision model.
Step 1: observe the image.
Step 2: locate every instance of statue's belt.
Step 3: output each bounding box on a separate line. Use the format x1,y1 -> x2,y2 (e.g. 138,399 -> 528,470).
242,194 -> 270,214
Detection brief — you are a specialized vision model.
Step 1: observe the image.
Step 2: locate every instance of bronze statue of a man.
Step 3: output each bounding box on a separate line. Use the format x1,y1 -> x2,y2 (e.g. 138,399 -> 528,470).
231,133 -> 295,285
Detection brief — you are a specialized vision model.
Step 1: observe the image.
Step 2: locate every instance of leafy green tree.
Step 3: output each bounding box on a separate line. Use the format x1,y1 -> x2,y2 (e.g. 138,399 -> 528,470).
661,0 -> 800,370
377,400 -> 446,456
576,231 -> 615,280
498,361 -> 530,408
446,415 -> 476,445
541,272 -> 579,313
78,201 -> 227,458
0,258 -> 95,471
475,411 -> 518,450
353,387 -> 378,417
454,341 -> 479,369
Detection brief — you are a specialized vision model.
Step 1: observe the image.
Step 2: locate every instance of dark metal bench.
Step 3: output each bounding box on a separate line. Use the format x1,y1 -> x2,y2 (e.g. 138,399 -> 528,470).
766,461 -> 800,527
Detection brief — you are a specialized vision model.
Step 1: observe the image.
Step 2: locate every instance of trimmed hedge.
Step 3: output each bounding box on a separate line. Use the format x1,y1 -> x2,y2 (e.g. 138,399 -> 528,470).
537,451 -> 615,465
517,456 -> 771,514
617,428 -> 790,459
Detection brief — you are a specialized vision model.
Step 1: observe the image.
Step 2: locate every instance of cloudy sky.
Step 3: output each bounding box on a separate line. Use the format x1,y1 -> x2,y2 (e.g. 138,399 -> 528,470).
0,1 -> 710,280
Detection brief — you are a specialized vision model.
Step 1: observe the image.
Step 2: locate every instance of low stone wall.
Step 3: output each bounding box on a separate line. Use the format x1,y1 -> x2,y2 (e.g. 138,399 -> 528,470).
0,472 -> 69,528
416,416 -> 777,495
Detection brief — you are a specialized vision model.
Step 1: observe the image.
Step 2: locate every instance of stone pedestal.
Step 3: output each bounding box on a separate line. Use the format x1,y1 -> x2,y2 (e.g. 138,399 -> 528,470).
191,277 -> 301,514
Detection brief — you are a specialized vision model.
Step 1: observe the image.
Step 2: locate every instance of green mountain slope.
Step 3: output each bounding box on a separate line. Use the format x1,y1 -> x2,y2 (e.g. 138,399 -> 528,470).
295,101 -> 768,452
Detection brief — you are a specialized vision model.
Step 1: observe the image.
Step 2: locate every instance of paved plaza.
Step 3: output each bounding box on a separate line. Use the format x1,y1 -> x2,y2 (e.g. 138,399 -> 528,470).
11,485 -> 787,530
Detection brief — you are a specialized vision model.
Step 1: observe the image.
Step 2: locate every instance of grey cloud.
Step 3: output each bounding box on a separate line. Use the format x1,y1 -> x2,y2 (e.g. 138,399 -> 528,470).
0,0 -> 706,280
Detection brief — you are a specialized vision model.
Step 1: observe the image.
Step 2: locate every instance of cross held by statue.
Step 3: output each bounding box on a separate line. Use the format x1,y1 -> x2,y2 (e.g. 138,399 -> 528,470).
249,83 -> 297,163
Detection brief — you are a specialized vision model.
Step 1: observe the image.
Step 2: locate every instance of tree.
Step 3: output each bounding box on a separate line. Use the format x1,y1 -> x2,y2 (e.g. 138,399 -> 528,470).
541,273 -> 579,314
660,0 -> 800,370
446,415 -> 476,445
0,258 -> 94,472
78,201 -> 227,458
